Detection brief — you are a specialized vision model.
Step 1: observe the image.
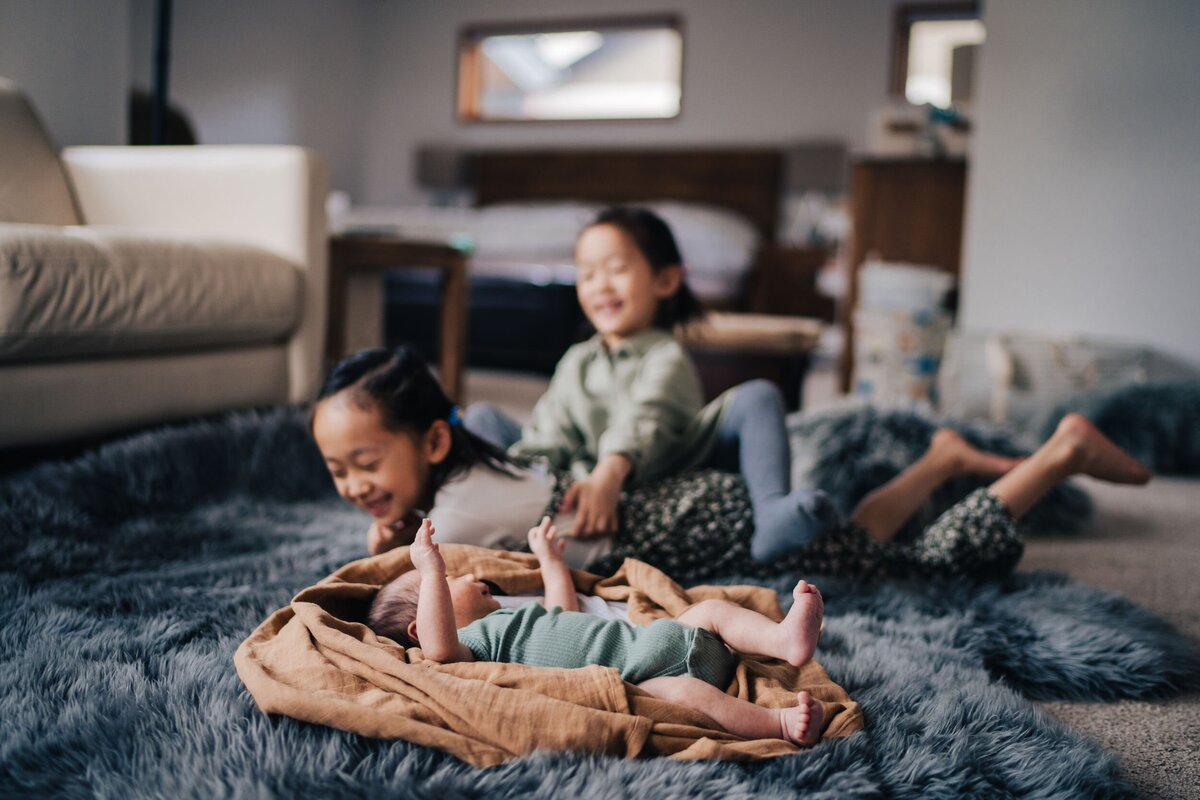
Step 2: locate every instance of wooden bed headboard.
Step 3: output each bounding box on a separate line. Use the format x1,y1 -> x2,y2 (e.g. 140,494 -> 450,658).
471,148 -> 784,241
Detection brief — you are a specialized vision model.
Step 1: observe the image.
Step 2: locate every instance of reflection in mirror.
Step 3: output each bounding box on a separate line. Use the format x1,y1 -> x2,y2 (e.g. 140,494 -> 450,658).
458,17 -> 683,122
905,19 -> 985,107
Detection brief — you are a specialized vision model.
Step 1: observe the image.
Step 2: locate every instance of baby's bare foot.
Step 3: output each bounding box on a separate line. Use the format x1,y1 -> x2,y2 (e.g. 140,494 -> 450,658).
1054,414 -> 1152,484
930,428 -> 1023,477
778,690 -> 824,746
780,580 -> 824,667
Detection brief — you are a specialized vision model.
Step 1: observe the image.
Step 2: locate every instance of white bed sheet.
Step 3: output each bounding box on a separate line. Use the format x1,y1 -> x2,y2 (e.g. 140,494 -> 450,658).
332,201 -> 760,302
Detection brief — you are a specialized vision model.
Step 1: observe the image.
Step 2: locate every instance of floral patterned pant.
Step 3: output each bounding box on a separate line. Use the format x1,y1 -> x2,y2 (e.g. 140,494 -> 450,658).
545,469 -> 1023,585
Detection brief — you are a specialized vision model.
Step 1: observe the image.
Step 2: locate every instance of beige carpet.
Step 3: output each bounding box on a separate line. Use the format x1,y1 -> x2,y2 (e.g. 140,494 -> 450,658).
1025,477 -> 1200,800
465,366 -> 1200,800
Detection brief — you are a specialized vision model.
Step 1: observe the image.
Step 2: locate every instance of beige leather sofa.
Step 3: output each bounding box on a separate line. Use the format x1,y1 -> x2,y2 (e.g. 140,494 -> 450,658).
0,78 -> 328,449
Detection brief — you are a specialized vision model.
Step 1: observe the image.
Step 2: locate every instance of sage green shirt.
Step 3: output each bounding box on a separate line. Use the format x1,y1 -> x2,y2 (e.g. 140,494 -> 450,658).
509,329 -> 729,486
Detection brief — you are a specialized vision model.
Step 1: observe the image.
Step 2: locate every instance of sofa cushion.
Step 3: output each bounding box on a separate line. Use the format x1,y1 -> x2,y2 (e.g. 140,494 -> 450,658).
0,223 -> 302,361
0,78 -> 81,226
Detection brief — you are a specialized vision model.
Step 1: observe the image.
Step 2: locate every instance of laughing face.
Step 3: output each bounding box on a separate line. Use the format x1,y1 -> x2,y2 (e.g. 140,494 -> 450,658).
574,223 -> 682,347
312,392 -> 445,529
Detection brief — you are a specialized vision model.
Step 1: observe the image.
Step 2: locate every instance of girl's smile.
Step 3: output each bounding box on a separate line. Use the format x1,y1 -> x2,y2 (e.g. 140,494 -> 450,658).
312,394 -> 443,528
575,223 -> 681,347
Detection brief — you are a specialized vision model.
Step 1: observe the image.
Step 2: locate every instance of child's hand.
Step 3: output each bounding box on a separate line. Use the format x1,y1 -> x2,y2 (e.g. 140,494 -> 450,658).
408,518 -> 446,576
528,516 -> 578,612
562,477 -> 621,538
367,512 -> 420,556
527,516 -> 566,563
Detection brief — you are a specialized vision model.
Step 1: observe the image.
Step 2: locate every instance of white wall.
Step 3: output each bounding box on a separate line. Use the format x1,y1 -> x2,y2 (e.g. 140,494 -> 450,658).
129,0 -> 374,196
4,0 -> 898,199
358,0 -> 896,204
961,0 -> 1200,367
0,0 -> 129,146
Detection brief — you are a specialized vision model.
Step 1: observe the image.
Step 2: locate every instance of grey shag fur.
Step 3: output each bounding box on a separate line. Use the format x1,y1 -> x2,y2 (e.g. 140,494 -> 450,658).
788,406 -> 1094,540
1040,380 -> 1200,475
1,408 -> 1195,799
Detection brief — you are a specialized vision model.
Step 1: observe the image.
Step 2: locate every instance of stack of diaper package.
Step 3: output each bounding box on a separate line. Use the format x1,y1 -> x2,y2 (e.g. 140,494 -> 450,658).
852,260 -> 956,410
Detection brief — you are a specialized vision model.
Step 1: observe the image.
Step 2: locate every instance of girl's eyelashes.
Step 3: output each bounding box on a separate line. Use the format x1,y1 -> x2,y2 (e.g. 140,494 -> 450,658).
324,461 -> 376,479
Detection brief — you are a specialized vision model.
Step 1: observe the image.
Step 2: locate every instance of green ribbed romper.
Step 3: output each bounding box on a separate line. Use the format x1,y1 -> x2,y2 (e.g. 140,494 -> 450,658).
457,601 -> 735,687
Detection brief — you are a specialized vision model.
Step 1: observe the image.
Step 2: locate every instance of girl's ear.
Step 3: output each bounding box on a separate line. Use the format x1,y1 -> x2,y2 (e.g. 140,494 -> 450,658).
653,264 -> 684,299
407,619 -> 420,645
425,419 -> 453,465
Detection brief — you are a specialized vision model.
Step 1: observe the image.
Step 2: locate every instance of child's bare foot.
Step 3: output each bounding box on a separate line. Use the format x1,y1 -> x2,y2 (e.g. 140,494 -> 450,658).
780,580 -> 824,667
1053,414 -> 1152,484
778,690 -> 824,746
929,428 -> 1023,478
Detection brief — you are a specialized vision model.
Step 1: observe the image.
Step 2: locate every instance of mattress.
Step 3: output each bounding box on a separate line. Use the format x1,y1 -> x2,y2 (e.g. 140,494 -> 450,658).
333,200 -> 760,303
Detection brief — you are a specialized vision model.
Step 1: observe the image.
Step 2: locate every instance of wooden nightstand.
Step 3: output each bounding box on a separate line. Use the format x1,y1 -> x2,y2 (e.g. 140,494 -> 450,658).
746,244 -> 836,322
326,233 -> 468,401
839,159 -> 966,393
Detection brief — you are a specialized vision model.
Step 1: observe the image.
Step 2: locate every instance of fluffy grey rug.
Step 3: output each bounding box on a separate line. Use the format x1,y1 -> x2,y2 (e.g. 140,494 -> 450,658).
2,409 -> 1195,799
1040,380 -> 1200,475
788,406 -> 1094,540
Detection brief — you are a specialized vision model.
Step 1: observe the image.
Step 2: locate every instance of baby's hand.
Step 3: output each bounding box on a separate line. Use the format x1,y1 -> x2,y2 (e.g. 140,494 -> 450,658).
409,518 -> 446,576
527,516 -> 566,563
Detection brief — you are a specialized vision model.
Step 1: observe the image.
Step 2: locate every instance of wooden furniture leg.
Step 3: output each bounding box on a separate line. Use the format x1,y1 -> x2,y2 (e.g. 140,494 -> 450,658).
326,235 -> 469,401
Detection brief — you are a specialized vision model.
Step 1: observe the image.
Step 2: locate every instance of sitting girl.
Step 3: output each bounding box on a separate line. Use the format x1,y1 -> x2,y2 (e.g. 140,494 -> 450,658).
369,516 -> 827,746
310,345 -> 1151,586
461,206 -> 833,562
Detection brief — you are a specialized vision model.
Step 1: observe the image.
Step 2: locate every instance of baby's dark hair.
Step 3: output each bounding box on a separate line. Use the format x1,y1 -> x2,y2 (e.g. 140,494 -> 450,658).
367,572 -> 421,647
314,346 -> 515,499
587,206 -> 705,329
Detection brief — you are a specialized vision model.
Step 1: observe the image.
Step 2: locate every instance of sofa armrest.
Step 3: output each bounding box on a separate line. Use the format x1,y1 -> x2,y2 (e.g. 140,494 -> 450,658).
61,145 -> 329,401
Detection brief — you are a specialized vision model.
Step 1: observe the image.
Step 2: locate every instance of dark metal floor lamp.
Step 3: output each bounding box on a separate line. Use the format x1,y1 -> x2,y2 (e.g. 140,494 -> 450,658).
151,0 -> 173,145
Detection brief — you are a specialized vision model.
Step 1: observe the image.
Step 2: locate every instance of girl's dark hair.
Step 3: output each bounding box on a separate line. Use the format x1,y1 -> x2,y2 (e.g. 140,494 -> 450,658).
587,206 -> 705,329
314,346 -> 515,501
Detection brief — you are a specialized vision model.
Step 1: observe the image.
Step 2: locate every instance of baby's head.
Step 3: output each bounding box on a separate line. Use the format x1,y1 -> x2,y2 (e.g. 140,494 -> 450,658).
575,206 -> 703,344
368,570 -> 501,647
311,346 -> 512,530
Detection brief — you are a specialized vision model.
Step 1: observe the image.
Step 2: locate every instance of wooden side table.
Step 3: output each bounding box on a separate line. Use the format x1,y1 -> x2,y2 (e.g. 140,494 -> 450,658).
326,233 -> 468,401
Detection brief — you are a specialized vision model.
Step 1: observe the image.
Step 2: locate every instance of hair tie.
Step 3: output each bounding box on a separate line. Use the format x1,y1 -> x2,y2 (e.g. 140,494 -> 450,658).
448,405 -> 464,427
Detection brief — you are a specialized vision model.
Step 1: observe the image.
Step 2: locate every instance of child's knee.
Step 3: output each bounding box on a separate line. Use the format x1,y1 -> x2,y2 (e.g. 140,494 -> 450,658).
740,379 -> 783,405
463,402 -> 503,429
462,402 -> 518,448
677,598 -> 731,626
